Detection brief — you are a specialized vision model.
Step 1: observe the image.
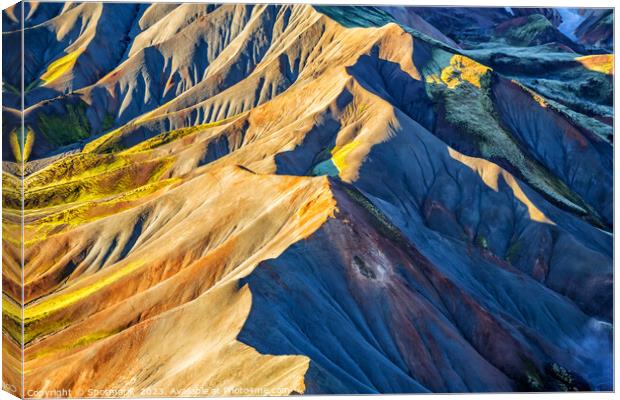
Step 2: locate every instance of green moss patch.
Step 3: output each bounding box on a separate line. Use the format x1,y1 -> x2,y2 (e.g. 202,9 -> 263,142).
24,157 -> 173,209
37,102 -> 92,146
501,15 -> 555,46
428,72 -> 590,217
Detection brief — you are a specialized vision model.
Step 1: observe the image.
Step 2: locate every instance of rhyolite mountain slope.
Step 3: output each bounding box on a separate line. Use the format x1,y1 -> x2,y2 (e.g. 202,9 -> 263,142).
2,3 -> 614,396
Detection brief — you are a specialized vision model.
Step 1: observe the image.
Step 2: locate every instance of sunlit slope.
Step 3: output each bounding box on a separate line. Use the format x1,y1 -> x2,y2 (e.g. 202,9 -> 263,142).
2,163 -> 22,398
23,166 -> 335,394
1,3 -> 613,395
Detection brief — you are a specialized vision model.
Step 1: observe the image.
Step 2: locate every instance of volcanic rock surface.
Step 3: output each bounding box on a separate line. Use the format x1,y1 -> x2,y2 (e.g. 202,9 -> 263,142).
2,3 -> 614,396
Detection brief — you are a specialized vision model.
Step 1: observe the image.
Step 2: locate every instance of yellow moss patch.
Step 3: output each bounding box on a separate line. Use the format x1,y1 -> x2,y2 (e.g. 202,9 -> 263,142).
40,50 -> 81,85
8,129 -> 20,163
123,121 -> 228,154
23,129 -> 35,162
26,154 -> 127,190
24,157 -> 174,210
87,113 -> 240,154
24,261 -> 143,322
2,295 -> 22,322
24,319 -> 71,345
82,127 -> 123,153
26,177 -> 180,243
576,54 -> 614,75
331,140 -> 361,173
9,128 -> 35,163
65,329 -> 118,349
33,329 -> 121,359
427,55 -> 491,89
2,171 -> 20,190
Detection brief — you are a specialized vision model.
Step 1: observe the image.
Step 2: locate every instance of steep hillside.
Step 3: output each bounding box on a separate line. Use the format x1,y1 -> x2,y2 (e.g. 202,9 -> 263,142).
2,3 -> 613,396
